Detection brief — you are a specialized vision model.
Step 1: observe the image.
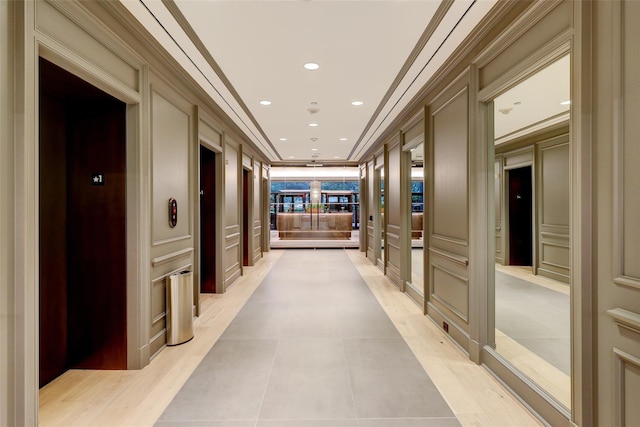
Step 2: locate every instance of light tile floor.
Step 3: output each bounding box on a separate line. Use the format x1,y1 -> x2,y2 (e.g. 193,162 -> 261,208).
156,250 -> 461,427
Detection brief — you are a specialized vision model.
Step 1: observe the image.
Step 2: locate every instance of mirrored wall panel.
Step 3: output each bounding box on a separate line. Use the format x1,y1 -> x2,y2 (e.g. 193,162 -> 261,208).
490,54 -> 571,409
409,143 -> 424,297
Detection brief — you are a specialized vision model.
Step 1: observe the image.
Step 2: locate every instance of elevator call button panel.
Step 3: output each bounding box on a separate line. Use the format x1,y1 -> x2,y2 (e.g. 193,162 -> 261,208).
169,198 -> 178,228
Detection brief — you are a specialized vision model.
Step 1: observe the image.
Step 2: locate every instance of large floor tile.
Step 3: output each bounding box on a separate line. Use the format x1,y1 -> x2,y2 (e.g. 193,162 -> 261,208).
258,338 -> 357,420
336,303 -> 401,339
220,302 -> 288,339
344,338 -> 454,419
157,340 -> 277,422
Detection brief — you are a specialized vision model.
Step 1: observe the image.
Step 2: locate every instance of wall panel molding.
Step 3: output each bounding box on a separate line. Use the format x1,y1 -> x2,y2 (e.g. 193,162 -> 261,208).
431,263 -> 469,323
151,247 -> 193,267
613,347 -> 640,427
612,0 -> 640,289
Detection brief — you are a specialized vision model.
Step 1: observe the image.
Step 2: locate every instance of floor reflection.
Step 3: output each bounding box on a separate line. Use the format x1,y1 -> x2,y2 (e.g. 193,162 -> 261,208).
495,264 -> 570,408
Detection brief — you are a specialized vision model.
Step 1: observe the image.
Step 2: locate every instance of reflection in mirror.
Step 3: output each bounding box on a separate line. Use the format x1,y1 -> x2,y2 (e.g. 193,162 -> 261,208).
379,168 -> 385,265
410,144 -> 424,296
491,54 -> 571,409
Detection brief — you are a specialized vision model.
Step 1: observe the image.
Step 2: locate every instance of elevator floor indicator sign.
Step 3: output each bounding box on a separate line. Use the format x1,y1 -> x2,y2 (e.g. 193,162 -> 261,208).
92,173 -> 105,186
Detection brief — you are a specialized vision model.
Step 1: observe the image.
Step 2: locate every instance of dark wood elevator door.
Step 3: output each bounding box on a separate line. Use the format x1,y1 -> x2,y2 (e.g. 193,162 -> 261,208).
39,58 -> 127,387
200,146 -> 216,293
508,166 -> 533,266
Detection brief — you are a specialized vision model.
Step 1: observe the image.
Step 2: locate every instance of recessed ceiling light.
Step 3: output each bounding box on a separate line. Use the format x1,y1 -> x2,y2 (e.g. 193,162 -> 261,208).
288,156 -> 295,159
279,138 -> 287,141
311,148 -> 318,151
259,100 -> 272,106
304,62 -> 320,70
339,137 -> 348,141
351,100 -> 364,106
560,100 -> 571,105
309,123 -> 319,127
333,156 -> 340,159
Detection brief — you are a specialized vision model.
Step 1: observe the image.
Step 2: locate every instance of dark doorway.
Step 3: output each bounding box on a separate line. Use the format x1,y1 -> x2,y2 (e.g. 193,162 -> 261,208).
200,146 -> 217,293
39,58 -> 127,387
242,169 -> 250,266
508,166 -> 533,266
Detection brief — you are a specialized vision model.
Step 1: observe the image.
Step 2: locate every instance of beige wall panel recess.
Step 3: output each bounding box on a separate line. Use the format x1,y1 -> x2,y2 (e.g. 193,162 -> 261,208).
224,138 -> 242,288
537,139 -> 570,283
386,139 -> 403,289
432,90 -> 469,245
613,348 -> 640,427
151,91 -> 190,245
367,160 -> 376,261
598,1 -> 640,425
618,0 -> 640,286
427,83 -> 470,351
494,156 -> 504,264
252,162 -> 263,264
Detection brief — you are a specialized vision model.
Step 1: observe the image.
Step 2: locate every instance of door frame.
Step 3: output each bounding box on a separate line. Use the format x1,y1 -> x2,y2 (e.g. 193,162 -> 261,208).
470,9 -> 593,421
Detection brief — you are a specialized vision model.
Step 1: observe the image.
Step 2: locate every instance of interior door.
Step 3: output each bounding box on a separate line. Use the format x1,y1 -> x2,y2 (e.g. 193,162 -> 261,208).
200,145 -> 216,293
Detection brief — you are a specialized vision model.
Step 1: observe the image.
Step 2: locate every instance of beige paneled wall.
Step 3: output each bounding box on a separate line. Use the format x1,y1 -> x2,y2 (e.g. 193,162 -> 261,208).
367,160 -> 376,261
427,86 -> 470,351
0,1 -> 14,424
253,160 -> 263,264
5,0 -> 274,423
149,89 -> 194,358
151,92 -> 190,244
494,156 -> 504,264
386,140 -> 403,289
224,139 -> 242,288
596,1 -> 640,425
536,137 -> 569,283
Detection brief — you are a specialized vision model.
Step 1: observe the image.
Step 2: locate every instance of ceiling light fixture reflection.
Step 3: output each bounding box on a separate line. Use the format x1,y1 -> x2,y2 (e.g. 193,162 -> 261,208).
259,100 -> 272,106
351,100 -> 364,106
311,148 -> 318,151
560,100 -> 571,105
279,138 -> 287,141
309,123 -> 319,127
304,62 -> 320,70
339,137 -> 348,141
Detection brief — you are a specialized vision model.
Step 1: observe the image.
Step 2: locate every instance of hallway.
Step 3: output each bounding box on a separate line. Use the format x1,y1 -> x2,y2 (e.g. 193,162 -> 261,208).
39,250 -> 541,427
158,249 -> 455,426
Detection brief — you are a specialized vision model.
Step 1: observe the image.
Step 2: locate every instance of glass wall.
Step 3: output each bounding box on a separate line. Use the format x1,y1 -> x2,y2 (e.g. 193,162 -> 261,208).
269,178 -> 360,245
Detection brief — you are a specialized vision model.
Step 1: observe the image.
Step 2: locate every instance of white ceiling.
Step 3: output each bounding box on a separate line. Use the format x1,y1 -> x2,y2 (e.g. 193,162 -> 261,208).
122,0 -> 499,163
494,54 -> 570,144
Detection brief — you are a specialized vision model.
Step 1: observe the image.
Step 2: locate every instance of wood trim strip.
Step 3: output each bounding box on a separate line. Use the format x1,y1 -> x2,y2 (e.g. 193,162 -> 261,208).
151,247 -> 193,266
608,308 -> 640,334
540,231 -> 570,239
429,246 -> 469,266
613,276 -> 640,290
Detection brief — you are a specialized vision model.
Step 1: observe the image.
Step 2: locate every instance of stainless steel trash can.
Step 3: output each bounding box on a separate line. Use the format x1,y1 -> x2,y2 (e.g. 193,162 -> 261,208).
166,270 -> 194,345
